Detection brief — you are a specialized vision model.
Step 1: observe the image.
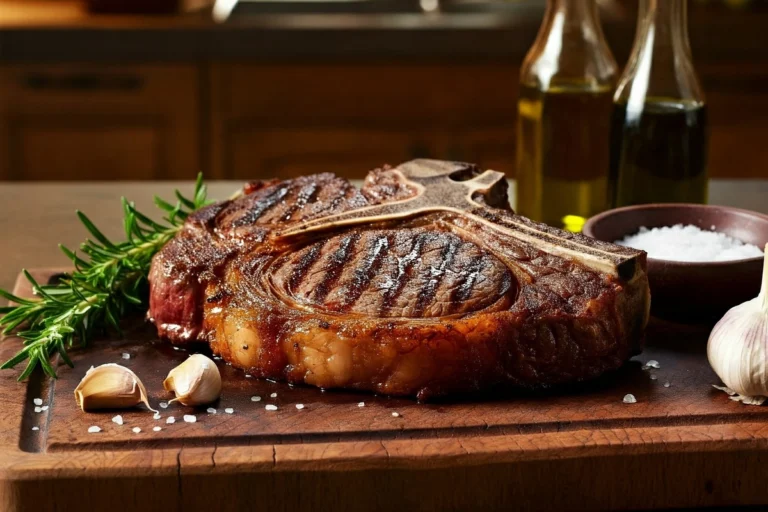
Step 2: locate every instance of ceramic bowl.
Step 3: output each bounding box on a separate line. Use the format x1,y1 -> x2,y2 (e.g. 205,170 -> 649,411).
583,204 -> 768,322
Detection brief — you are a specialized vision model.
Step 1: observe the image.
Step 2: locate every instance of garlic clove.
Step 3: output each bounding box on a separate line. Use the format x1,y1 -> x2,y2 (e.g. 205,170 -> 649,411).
74,364 -> 157,413
163,354 -> 221,406
708,244 -> 768,404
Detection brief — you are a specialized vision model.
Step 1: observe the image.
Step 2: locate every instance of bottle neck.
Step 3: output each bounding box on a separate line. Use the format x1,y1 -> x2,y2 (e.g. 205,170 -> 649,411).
637,0 -> 691,61
523,0 -> 616,90
615,0 -> 703,109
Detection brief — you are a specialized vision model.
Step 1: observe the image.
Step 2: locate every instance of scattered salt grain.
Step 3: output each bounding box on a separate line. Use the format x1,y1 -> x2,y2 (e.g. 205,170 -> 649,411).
225,408 -> 234,414
122,353 -> 131,360
153,412 -> 161,420
663,382 -> 672,388
207,407 -> 217,414
615,224 -> 763,262
159,402 -> 168,409
153,426 -> 162,432
183,415 -> 197,423
644,360 -> 661,369
166,416 -> 176,424
270,392 -> 277,398
33,398 -> 42,406
245,374 -> 252,378
132,427 -> 141,434
173,346 -> 181,351
34,407 -> 42,413
358,402 -> 365,408
623,394 -> 637,404
391,412 -> 400,418
265,405 -> 278,411
112,415 -> 124,425
41,405 -> 49,411
650,374 -> 658,381
88,426 -> 101,433
295,404 -> 305,410
31,427 -> 39,431
251,395 -> 262,402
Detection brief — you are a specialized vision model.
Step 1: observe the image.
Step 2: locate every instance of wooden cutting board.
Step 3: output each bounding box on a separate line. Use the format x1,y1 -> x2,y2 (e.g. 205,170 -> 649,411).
2,270 -> 768,512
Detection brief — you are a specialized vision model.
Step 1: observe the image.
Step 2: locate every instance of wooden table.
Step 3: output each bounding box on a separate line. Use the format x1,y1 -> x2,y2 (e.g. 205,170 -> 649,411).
1,179 -> 768,512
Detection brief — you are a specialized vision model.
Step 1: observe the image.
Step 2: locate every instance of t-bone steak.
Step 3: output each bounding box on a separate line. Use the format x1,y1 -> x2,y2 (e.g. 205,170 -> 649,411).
149,160 -> 650,400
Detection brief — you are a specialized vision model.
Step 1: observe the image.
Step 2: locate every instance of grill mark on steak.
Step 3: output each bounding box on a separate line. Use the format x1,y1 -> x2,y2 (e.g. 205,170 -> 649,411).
452,256 -> 487,303
337,234 -> 391,311
232,185 -> 290,227
413,236 -> 461,316
310,233 -> 360,303
282,182 -> 319,221
379,233 -> 428,314
288,242 -> 324,293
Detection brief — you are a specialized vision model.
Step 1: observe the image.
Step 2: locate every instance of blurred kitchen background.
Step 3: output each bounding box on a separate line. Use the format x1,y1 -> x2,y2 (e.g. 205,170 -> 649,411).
0,0 -> 766,181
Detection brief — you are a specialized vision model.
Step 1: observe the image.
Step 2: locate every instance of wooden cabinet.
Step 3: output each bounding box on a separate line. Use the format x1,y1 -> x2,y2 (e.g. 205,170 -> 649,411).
0,64 -> 201,180
210,64 -> 518,180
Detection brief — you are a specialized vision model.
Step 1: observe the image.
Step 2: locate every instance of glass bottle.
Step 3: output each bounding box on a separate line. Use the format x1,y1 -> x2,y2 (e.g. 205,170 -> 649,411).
610,0 -> 708,207
516,0 -> 618,228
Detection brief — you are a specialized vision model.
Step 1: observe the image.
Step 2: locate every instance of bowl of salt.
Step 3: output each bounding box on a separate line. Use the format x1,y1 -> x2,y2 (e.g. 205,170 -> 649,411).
583,203 -> 768,322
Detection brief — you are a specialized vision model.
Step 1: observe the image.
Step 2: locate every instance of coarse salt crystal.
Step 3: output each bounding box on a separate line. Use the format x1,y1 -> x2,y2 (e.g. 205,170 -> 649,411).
153,426 -> 162,432
34,407 -> 42,413
166,416 -> 176,424
358,402 -> 365,408
251,396 -> 262,402
183,415 -> 197,423
88,426 -> 101,433
664,382 -> 672,388
32,426 -> 39,431
207,407 -> 217,414
225,408 -> 234,414
173,346 -> 181,351
159,402 -> 168,409
650,374 -> 658,381
122,353 -> 131,360
245,374 -> 252,378
615,224 -> 764,262
41,405 -> 49,411
132,427 -> 141,434
295,404 -> 305,410
623,394 -> 637,404
644,360 -> 661,369
270,393 -> 277,398
265,405 -> 278,411
153,412 -> 161,420
33,398 -> 42,406
112,415 -> 124,425
391,412 -> 400,418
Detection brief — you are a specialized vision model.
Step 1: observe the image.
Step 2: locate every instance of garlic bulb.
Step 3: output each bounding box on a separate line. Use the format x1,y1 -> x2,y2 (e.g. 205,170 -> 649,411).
164,354 -> 222,406
708,245 -> 768,405
75,364 -> 157,413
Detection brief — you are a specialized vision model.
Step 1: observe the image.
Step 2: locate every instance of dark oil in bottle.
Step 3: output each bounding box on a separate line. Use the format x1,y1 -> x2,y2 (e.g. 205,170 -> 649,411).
516,83 -> 613,227
610,99 -> 708,207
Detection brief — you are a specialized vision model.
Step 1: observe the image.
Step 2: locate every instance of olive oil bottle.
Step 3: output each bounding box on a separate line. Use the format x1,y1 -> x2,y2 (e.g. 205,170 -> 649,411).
611,99 -> 708,205
516,0 -> 617,228
610,0 -> 708,207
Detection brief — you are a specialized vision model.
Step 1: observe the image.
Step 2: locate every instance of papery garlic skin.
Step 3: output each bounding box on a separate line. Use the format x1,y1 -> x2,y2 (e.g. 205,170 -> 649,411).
708,244 -> 768,402
164,354 -> 221,406
74,364 -> 158,413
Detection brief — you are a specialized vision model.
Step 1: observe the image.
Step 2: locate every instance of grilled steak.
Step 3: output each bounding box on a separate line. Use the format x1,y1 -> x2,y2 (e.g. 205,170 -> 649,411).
149,160 -> 650,399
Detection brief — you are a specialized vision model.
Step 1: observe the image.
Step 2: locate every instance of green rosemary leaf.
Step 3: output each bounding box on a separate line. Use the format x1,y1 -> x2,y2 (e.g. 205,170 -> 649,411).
76,211 -> 118,250
0,176 -> 211,380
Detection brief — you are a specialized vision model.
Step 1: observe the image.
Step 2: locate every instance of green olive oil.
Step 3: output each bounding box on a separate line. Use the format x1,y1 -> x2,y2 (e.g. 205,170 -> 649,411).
516,83 -> 614,227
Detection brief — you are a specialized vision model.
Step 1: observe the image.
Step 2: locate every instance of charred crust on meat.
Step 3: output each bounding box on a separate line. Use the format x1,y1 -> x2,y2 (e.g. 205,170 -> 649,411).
148,159 -> 650,399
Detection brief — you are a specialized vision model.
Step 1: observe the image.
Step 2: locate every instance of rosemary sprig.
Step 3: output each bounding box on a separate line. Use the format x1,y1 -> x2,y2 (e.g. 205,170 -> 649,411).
0,174 -> 210,380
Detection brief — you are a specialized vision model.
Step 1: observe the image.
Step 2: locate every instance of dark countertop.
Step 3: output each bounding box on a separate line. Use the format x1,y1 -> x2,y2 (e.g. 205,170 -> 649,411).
1,0 -> 767,62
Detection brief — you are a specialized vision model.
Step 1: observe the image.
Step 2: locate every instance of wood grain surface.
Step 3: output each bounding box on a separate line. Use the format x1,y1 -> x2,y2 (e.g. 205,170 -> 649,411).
2,270 -> 768,511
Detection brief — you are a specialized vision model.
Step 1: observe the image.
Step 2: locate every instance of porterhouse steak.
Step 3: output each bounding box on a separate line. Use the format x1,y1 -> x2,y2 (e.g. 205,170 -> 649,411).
149,160 -> 650,399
